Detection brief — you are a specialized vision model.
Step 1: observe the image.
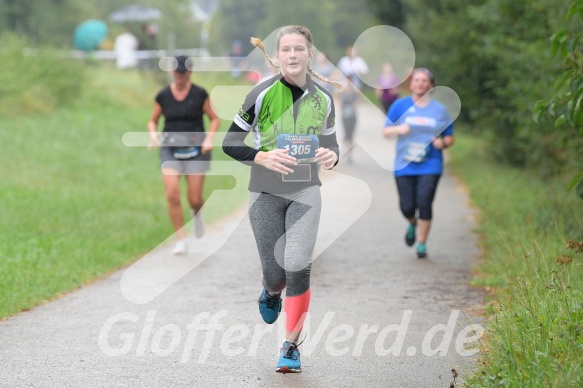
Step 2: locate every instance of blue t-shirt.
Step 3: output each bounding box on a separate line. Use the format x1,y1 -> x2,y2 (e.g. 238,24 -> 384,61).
385,96 -> 454,177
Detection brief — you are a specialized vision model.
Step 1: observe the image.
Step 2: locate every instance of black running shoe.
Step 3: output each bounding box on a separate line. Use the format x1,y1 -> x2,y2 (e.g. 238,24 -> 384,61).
405,224 -> 416,247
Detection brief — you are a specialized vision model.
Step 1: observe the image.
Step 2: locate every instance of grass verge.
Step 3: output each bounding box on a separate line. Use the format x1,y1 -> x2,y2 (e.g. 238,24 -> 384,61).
0,65 -> 251,319
448,129 -> 583,387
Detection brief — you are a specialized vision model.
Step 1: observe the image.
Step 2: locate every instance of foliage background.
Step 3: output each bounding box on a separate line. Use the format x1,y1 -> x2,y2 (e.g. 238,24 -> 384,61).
1,0 -> 579,182
403,0 -> 582,180
0,0 -> 581,384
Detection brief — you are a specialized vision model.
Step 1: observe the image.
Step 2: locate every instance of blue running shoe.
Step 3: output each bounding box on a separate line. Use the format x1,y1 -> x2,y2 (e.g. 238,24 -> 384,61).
258,289 -> 282,324
417,242 -> 427,258
405,223 -> 416,247
276,341 -> 301,373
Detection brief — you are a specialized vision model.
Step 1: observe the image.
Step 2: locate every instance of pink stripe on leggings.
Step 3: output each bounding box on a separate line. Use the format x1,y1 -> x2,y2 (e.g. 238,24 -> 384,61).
284,289 -> 311,332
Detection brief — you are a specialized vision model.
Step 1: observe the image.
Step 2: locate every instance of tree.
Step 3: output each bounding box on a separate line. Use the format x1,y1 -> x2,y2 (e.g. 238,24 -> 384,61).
258,0 -> 335,55
328,0 -> 379,60
405,0 -> 578,178
208,0 -> 378,62
533,0 -> 583,198
207,0 -> 267,56
366,0 -> 406,30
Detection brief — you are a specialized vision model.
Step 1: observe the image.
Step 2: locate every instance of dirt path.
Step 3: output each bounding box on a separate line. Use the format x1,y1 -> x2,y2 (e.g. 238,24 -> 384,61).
0,102 -> 484,387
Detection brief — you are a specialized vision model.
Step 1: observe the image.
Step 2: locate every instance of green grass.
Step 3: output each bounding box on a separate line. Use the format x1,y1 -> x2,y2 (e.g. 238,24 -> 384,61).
0,66 -> 251,318
448,128 -> 583,387
0,35 -> 85,116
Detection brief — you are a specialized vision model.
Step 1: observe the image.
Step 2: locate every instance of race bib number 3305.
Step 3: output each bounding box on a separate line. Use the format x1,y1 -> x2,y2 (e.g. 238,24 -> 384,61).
277,134 -> 319,164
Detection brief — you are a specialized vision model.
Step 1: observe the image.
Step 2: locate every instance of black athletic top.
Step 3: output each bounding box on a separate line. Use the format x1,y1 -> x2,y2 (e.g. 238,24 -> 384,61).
155,83 -> 209,133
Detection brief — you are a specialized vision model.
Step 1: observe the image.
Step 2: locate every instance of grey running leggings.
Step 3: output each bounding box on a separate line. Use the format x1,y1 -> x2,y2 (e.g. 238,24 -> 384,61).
248,186 -> 321,297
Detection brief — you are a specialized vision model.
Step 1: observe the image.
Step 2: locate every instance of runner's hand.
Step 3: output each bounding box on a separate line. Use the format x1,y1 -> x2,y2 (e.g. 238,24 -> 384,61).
201,137 -> 213,154
254,149 -> 297,174
148,132 -> 160,150
396,123 -> 411,136
432,137 -> 446,150
315,147 -> 338,170
382,123 -> 410,138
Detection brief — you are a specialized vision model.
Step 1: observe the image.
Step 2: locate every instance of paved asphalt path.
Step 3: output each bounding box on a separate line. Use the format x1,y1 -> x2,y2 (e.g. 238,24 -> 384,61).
0,102 -> 484,387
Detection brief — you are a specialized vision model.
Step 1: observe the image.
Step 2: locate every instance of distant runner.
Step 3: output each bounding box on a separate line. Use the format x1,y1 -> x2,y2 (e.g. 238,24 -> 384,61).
383,68 -> 455,258
148,55 -> 220,255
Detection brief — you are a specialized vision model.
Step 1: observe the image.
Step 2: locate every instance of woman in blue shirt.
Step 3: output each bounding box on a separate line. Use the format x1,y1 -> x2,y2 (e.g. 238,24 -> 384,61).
382,68 -> 454,258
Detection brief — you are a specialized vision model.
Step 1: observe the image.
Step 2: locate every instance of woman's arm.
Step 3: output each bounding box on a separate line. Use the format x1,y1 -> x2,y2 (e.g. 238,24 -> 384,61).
317,132 -> 340,170
432,135 -> 454,150
383,123 -> 410,138
222,123 -> 297,173
202,98 -> 220,154
382,100 -> 410,138
147,102 -> 163,149
222,122 -> 256,164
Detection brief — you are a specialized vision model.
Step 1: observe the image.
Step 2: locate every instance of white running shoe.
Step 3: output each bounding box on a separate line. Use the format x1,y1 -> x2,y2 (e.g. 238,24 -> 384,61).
172,239 -> 187,255
194,212 -> 205,238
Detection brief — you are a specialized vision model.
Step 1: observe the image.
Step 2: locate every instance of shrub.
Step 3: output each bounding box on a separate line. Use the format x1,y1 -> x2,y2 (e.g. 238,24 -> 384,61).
0,34 -> 85,116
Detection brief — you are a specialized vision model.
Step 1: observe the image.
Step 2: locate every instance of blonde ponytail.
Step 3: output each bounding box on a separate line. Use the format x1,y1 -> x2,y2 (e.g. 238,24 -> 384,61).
308,66 -> 343,90
250,37 -> 279,69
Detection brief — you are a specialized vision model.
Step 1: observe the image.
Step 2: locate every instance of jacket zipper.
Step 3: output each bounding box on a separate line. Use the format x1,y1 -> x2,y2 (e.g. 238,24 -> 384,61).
293,89 -> 309,134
